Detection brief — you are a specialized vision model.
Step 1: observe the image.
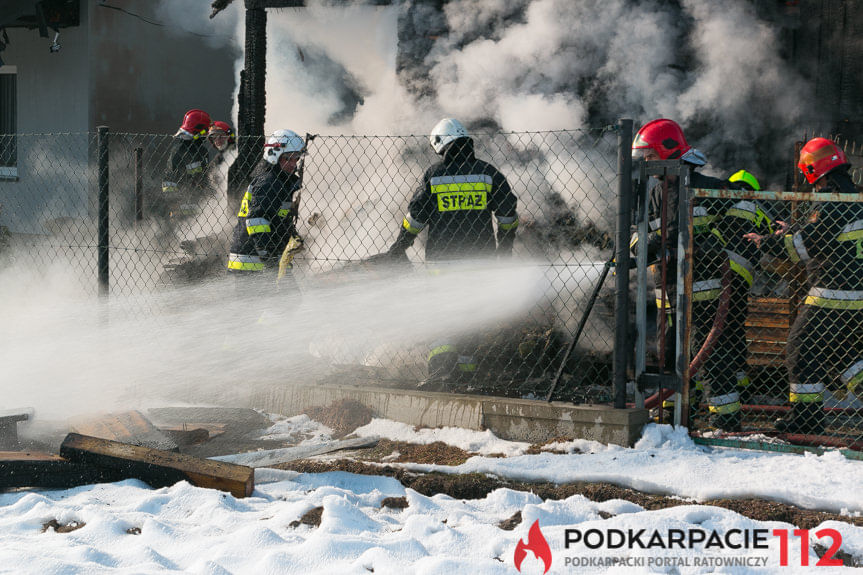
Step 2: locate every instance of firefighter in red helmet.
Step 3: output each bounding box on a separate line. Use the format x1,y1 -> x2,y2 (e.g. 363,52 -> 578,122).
631,118 -> 758,432
208,121 -> 236,155
160,109 -> 213,219
746,137 -> 863,434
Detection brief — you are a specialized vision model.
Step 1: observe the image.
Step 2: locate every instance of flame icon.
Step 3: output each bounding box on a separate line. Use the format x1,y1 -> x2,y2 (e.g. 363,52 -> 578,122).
514,519 -> 552,574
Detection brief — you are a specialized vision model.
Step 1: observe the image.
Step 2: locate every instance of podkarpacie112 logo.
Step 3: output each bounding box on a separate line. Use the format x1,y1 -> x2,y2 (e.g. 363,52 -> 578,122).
514,520 -> 552,574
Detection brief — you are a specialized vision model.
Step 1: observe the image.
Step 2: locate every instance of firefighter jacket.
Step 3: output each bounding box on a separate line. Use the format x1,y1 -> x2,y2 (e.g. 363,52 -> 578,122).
227,164 -> 301,272
761,171 -> 863,306
709,193 -> 773,289
390,138 -> 518,261
162,135 -> 210,195
631,170 -> 730,309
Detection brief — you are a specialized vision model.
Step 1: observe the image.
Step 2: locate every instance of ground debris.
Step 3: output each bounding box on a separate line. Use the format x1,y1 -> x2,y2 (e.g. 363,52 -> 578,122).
498,510 -> 522,530
360,439 -> 470,466
305,399 -> 374,438
380,496 -> 409,510
290,506 -> 324,528
277,457 -> 863,530
42,519 -> 85,533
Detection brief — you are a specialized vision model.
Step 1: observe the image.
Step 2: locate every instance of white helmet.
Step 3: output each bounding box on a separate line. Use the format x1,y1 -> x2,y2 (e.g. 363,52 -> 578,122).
429,118 -> 470,155
264,129 -> 305,164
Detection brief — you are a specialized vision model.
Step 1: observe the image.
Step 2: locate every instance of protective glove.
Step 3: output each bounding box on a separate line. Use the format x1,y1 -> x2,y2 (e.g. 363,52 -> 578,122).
387,228 -> 416,261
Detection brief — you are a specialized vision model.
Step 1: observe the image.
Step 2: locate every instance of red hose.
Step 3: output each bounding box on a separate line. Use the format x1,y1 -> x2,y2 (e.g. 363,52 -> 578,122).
644,257 -> 733,410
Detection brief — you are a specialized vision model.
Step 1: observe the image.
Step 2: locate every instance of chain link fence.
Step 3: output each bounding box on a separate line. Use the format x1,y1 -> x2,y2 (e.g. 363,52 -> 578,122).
0,127 -> 624,401
679,186 -> 863,449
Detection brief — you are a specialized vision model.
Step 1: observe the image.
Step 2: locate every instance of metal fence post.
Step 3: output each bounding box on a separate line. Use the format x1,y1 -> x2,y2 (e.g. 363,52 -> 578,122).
134,147 -> 143,221
674,168 -> 693,427
97,126 -> 109,298
614,119 -> 633,408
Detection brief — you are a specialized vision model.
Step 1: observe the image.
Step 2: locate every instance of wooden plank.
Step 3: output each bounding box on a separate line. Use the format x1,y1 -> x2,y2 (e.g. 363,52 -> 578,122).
746,354 -> 786,367
60,433 -> 254,498
746,315 -> 793,329
210,436 -> 379,468
746,326 -> 791,341
70,411 -> 178,452
748,298 -> 796,314
0,451 -> 122,489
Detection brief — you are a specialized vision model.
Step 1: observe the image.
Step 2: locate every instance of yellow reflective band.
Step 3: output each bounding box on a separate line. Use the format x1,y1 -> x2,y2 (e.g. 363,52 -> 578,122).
708,401 -> 741,415
403,217 -> 423,235
693,380 -> 705,392
428,344 -> 456,361
789,392 -> 823,403
655,298 -> 672,309
736,373 -> 752,388
162,181 -> 179,193
692,289 -> 721,301
430,181 -> 491,194
630,232 -> 639,249
784,234 -> 800,263
692,215 -> 715,227
726,207 -> 758,223
498,217 -> 519,231
237,189 -> 252,217
838,230 -> 863,242
436,191 -> 488,212
246,224 -> 271,235
227,260 -> 265,271
693,225 -> 713,235
278,209 -> 291,218
711,228 -> 726,245
728,258 -> 754,286
804,296 -> 863,309
457,363 -> 477,372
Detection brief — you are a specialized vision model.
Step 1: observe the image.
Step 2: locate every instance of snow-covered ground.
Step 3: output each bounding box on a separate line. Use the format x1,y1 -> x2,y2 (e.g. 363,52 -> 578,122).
1,420 -> 861,574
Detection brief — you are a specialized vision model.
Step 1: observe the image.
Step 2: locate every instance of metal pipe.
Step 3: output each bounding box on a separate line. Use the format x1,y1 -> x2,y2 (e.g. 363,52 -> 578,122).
134,147 -> 143,221
634,169 -> 649,408
613,118 -> 632,409
675,167 -> 693,427
97,126 -> 109,298
690,188 -> 863,203
546,260 -> 613,402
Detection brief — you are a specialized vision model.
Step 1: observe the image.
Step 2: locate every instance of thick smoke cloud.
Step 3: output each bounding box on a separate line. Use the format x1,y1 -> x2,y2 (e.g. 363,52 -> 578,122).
421,0 -> 812,180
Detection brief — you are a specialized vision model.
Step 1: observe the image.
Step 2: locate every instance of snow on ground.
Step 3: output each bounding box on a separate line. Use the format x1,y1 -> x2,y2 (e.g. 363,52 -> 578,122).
1,422 -> 862,574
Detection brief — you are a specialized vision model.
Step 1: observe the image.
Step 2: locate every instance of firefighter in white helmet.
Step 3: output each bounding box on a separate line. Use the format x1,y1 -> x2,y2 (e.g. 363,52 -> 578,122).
387,118 -> 519,388
227,129 -> 305,284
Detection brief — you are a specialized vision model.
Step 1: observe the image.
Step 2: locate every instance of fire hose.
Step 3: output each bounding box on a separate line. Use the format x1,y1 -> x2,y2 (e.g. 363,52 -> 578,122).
643,256 -> 733,410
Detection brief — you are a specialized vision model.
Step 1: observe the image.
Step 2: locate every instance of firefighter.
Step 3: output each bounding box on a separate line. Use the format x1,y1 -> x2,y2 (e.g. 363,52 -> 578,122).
630,119 -> 744,431
387,118 -> 519,387
227,129 -> 304,287
719,170 -> 774,406
161,109 -> 213,219
208,121 -> 236,163
745,137 -> 863,435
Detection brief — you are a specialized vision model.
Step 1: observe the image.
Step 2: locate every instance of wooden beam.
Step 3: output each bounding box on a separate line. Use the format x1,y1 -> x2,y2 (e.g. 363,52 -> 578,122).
0,451 -> 122,489
69,411 -> 179,452
60,433 -> 255,498
0,409 -> 32,450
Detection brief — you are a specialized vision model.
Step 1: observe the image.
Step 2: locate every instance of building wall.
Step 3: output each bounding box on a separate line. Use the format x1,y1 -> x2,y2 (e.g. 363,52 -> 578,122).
0,2 -> 91,234
88,1 -> 237,134
0,1 -> 238,234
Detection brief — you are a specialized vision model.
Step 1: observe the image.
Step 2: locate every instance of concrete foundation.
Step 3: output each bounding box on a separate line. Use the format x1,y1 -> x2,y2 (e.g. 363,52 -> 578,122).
250,384 -> 649,447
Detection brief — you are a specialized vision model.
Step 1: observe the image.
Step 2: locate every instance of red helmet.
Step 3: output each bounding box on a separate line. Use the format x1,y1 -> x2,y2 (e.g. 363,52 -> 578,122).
797,137 -> 849,184
632,119 -> 691,160
180,109 -> 212,138
208,121 -> 236,149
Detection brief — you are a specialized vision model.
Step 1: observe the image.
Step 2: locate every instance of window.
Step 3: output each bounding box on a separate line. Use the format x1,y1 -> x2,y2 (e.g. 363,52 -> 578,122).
0,65 -> 16,178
